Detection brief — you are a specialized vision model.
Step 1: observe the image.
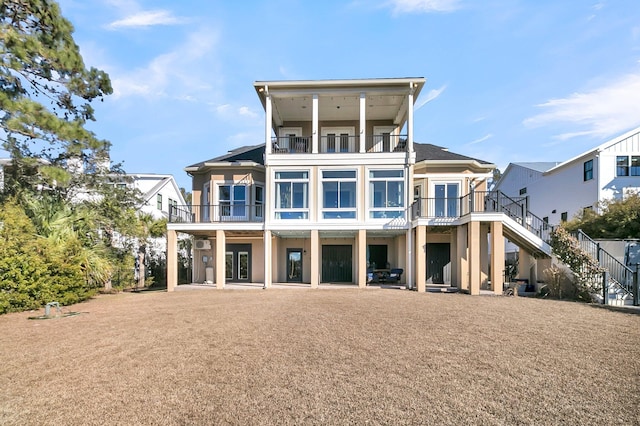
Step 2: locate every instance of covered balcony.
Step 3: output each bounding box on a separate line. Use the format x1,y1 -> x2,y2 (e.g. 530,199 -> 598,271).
271,134 -> 408,154
254,78 -> 425,156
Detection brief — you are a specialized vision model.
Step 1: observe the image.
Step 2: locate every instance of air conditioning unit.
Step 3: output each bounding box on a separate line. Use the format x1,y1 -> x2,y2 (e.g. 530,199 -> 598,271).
195,239 -> 211,250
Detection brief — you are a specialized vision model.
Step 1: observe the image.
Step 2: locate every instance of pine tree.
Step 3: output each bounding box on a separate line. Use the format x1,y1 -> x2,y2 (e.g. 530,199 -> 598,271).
0,0 -> 113,199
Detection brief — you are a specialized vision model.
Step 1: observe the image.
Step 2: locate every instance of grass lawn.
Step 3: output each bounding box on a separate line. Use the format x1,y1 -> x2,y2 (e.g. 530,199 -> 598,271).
0,288 -> 638,425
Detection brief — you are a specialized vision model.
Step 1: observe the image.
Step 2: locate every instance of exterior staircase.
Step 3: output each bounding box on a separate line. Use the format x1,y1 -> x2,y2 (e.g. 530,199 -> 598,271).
481,191 -> 638,306
571,230 -> 639,306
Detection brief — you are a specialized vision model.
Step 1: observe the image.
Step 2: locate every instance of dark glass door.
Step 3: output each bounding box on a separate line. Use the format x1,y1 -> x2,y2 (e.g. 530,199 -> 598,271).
426,243 -> 450,284
226,244 -> 251,282
322,245 -> 352,282
286,248 -> 303,282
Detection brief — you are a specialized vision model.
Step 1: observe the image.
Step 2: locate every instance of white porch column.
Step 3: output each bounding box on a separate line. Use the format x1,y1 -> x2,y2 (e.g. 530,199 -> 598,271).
265,90 -> 272,154
407,83 -> 414,155
312,94 -> 319,153
264,230 -> 272,288
215,229 -> 226,289
166,229 -> 178,292
359,92 -> 366,153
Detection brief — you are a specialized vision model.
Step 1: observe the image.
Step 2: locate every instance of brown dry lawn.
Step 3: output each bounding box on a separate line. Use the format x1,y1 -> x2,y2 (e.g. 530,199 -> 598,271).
0,288 -> 638,425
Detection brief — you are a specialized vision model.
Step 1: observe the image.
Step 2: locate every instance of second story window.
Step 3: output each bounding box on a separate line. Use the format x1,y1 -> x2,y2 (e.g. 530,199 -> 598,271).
434,183 -> 459,217
255,186 -> 264,219
561,212 -> 568,222
275,171 -> 309,219
322,170 -> 356,219
616,155 -> 639,176
369,169 -> 404,219
583,159 -> 593,181
219,184 -> 247,219
519,187 -> 527,195
156,194 -> 162,210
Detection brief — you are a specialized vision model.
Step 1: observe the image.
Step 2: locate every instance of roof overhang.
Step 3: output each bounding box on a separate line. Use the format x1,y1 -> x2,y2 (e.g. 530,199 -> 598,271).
254,77 -> 426,126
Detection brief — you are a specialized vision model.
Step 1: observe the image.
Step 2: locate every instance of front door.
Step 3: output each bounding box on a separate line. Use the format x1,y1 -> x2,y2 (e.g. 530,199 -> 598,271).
368,244 -> 388,270
322,245 -> 352,282
426,243 -> 450,284
286,248 -> 303,282
225,244 -> 251,282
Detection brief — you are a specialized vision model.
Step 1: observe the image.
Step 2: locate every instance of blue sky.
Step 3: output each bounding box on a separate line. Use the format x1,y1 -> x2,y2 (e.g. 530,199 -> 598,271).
46,0 -> 640,189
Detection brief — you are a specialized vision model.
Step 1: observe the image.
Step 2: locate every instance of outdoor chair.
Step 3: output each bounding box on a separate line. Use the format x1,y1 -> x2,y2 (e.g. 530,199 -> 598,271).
386,268 -> 403,283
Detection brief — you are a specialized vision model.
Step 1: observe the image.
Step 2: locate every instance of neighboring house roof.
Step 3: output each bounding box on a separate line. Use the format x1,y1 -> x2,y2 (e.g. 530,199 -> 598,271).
510,162 -> 561,173
545,125 -> 640,174
414,142 -> 494,166
185,144 -> 265,172
127,174 -> 186,207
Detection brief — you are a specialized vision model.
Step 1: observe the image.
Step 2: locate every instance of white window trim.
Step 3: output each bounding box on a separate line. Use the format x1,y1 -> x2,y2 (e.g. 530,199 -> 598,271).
216,182 -> 248,220
321,126 -> 355,153
429,179 -> 463,217
372,126 -> 397,152
367,168 -> 406,220
273,169 -> 310,220
319,169 -> 358,221
254,183 -> 265,219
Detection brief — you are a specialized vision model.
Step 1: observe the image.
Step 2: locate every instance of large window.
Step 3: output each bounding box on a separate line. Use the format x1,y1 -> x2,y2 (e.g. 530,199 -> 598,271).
434,183 -> 459,217
617,155 -> 640,177
322,170 -> 356,219
275,171 -> 309,219
583,159 -> 593,181
369,169 -> 404,219
219,184 -> 247,219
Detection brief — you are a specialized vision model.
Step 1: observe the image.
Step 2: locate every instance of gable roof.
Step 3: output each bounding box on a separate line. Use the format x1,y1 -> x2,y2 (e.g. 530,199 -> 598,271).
510,162 -> 561,173
185,144 -> 265,172
414,142 -> 493,165
126,173 -> 187,206
545,125 -> 640,174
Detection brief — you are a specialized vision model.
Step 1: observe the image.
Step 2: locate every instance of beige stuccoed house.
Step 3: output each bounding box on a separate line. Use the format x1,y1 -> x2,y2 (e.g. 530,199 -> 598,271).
166,78 -> 551,293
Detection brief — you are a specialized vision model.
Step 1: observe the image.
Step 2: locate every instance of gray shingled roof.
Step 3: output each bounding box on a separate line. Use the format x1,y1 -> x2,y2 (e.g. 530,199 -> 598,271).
187,144 -> 265,169
414,142 -> 492,164
187,142 -> 491,170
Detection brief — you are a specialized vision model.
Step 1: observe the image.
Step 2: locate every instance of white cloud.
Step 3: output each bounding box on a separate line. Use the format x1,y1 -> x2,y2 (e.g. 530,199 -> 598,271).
387,0 -> 461,15
107,10 -> 186,29
468,133 -> 493,145
523,71 -> 640,140
110,28 -> 219,100
238,106 -> 258,118
214,104 -> 259,120
415,84 -> 447,110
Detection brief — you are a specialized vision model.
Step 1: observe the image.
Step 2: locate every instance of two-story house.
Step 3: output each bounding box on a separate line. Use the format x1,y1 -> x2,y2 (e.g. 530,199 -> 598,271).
494,126 -> 640,225
167,78 -> 550,294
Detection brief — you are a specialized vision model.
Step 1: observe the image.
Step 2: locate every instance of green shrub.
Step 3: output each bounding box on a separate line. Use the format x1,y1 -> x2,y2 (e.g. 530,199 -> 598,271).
0,200 -> 96,314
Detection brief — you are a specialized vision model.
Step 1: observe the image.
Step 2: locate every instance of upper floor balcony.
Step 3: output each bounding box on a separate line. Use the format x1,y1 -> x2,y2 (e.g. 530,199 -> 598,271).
412,190 -> 553,242
272,134 -> 407,154
254,78 -> 425,157
169,204 -> 264,224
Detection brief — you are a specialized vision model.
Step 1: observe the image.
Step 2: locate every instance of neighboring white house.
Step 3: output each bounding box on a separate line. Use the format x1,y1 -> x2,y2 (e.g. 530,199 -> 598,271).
129,173 -> 187,220
494,126 -> 640,226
